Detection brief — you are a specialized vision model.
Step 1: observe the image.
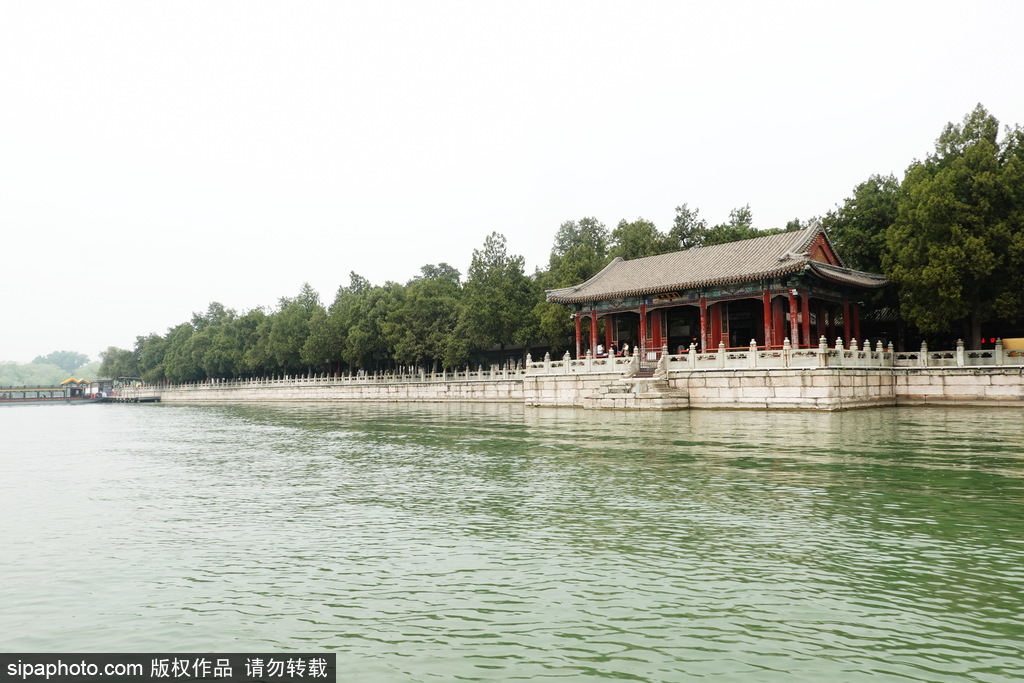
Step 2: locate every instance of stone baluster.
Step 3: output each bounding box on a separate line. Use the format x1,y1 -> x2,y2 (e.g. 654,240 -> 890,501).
656,344 -> 670,377
688,342 -> 697,369
717,341 -> 726,369
818,335 -> 828,367
562,351 -> 571,374
995,337 -> 1004,366
920,340 -> 929,367
783,337 -> 792,368
956,339 -> 965,367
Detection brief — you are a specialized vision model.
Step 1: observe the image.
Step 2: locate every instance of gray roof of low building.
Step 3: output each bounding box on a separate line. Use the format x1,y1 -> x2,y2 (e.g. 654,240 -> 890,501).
546,224 -> 887,304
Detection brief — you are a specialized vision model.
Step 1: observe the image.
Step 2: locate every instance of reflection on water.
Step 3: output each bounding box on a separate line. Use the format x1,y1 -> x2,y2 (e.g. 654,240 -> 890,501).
1,403 -> 1022,681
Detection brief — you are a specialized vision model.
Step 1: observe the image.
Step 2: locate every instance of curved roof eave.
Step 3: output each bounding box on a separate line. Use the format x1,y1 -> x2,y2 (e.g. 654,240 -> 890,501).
547,263 -> 806,304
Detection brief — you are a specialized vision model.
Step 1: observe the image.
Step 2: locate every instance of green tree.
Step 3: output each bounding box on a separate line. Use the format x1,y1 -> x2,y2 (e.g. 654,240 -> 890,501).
669,203 -> 709,250
702,204 -> 762,246
98,346 -> 140,378
547,217 -> 610,285
300,306 -> 339,373
162,324 -> 202,382
885,104 -> 1024,347
268,303 -> 313,374
135,334 -> 167,383
31,350 -> 90,374
0,361 -> 91,386
823,174 -> 900,273
450,232 -> 537,367
609,218 -> 675,260
326,273 -> 372,372
235,309 -> 272,376
385,264 -> 462,370
263,283 -> 326,374
535,218 -> 611,352
340,283 -> 400,371
191,301 -> 234,331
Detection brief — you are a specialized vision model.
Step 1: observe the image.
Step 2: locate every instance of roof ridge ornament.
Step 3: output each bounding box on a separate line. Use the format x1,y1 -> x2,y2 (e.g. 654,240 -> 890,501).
778,250 -> 809,261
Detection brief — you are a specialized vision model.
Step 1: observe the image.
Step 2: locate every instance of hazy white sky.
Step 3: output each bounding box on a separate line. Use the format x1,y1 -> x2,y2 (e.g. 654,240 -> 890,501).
2,1 -> 1022,363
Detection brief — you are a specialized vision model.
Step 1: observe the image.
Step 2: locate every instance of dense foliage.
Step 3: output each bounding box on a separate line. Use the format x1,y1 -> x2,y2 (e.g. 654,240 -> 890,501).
31,350 -> 91,374
1,360 -> 99,387
96,104 -> 1024,379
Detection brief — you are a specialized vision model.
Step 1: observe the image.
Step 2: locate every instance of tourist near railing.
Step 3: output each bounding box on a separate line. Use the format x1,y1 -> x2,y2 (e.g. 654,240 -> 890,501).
119,339 -> 1023,396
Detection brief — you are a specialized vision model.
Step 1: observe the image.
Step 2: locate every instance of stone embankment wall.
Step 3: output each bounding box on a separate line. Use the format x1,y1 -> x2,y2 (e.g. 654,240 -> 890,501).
123,367 -> 1024,410
894,366 -> 1024,406
680,368 -> 896,410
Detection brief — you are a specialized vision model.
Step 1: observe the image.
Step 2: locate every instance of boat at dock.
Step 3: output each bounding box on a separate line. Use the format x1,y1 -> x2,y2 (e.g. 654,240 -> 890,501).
0,378 -> 103,406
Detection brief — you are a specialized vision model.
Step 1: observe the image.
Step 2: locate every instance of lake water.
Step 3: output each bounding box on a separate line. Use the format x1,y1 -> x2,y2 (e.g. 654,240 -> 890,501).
1,402 -> 1022,681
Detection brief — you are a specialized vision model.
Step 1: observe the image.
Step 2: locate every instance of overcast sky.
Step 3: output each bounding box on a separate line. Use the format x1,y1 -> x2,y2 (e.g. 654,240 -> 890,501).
2,1 -> 1022,364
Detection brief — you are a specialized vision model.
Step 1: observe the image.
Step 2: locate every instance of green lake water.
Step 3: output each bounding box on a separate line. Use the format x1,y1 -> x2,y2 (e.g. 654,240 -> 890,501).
1,402 -> 1022,681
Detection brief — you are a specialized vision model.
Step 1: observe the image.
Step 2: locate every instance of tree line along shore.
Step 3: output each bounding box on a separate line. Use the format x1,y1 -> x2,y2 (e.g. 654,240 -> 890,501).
99,105 -> 1024,383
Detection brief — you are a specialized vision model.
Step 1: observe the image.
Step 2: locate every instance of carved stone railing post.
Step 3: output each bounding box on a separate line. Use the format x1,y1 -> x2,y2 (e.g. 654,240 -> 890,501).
562,351 -> 571,374
688,342 -> 697,369
956,339 -> 965,367
656,345 -> 670,378
783,337 -> 792,368
920,340 -> 929,367
749,339 -> 758,368
717,341 -> 726,369
818,335 -> 828,367
995,338 -> 1004,366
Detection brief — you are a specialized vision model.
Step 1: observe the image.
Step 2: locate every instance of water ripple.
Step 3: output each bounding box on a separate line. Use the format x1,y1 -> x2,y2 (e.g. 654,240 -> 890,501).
0,403 -> 1022,681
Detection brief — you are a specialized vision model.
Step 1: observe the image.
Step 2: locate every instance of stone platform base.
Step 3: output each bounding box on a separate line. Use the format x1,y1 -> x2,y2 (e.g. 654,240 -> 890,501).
122,367 -> 1024,411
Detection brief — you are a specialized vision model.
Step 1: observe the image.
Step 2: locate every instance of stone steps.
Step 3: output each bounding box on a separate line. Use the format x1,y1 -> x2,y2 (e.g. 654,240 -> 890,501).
582,378 -> 689,410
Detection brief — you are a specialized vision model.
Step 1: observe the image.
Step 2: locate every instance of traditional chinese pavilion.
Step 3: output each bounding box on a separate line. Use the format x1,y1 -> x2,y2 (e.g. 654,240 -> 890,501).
546,223 -> 887,357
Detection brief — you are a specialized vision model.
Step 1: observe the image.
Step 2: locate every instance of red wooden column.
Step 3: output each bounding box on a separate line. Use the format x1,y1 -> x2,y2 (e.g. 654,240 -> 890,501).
605,314 -> 614,351
762,291 -> 772,349
843,297 -> 851,346
772,297 -> 785,347
652,308 -> 663,350
788,291 -> 799,346
699,297 -> 708,351
639,304 -> 647,355
590,312 -> 599,355
852,303 -> 861,342
801,291 -> 811,348
711,303 -> 723,348
575,313 -> 582,359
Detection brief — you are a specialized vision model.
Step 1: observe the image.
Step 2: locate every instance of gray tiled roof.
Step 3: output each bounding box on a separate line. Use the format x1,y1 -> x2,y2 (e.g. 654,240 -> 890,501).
546,224 -> 887,303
